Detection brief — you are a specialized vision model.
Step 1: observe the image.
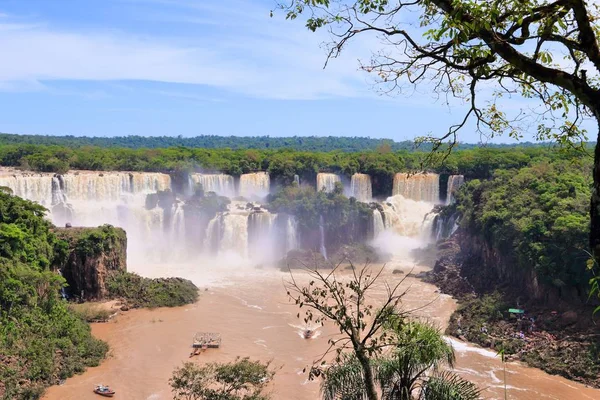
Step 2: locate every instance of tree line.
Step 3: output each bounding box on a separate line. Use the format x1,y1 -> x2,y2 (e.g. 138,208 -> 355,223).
0,132 -> 554,152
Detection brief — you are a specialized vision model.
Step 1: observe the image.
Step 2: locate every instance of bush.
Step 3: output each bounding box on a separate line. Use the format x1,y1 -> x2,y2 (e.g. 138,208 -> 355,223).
106,271 -> 198,308
170,358 -> 274,400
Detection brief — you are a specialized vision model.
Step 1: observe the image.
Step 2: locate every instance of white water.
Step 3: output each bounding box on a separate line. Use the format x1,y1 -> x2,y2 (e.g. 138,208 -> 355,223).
350,173 -> 372,202
240,172 -> 270,199
393,173 -> 440,203
373,209 -> 385,238
319,214 -> 328,259
316,173 -> 341,193
446,174 -> 465,205
189,173 -> 235,197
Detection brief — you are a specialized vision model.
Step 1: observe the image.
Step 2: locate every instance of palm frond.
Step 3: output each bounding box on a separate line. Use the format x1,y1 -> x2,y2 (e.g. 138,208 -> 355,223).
320,355 -> 368,400
419,371 -> 481,400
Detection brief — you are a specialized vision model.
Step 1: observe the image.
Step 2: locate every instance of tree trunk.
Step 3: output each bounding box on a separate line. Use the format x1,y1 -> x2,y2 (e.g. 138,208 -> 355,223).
356,348 -> 378,400
591,115 -> 600,266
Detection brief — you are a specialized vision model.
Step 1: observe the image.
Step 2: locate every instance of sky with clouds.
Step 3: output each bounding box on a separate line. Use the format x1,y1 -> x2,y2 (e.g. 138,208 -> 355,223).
0,0 -> 560,142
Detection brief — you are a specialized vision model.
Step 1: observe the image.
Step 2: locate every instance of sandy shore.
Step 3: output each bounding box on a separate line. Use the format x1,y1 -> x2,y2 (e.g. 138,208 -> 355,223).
43,262 -> 600,400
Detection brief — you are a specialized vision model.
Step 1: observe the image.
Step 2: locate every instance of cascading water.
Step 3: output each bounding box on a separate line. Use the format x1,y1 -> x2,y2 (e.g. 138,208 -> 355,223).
319,215 -> 328,259
248,212 -> 278,262
392,173 -> 440,203
373,209 -> 385,238
316,173 -> 341,193
446,175 -> 465,205
379,195 -> 439,238
239,172 -> 270,199
285,215 -> 298,252
220,213 -> 249,257
189,173 -> 235,197
0,173 -> 55,206
350,173 -> 372,202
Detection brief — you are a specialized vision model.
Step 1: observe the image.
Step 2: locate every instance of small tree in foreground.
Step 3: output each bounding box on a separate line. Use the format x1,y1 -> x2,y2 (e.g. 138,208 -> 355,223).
169,358 -> 274,400
321,320 -> 480,400
286,262 -> 410,400
286,262 -> 480,400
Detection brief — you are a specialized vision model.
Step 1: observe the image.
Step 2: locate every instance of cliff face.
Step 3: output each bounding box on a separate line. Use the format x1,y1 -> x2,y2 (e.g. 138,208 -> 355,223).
54,225 -> 127,300
433,228 -> 587,307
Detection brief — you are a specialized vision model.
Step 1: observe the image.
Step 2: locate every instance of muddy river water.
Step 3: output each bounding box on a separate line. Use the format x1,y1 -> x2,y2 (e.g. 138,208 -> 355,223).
43,256 -> 600,400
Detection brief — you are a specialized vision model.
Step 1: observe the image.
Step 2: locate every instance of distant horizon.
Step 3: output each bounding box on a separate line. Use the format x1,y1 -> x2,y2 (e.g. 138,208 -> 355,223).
0,131 -> 564,147
0,131 -> 558,147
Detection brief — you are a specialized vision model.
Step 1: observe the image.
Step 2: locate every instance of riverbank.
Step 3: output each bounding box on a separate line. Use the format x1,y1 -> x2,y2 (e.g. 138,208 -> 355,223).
42,258 -> 600,400
425,236 -> 600,389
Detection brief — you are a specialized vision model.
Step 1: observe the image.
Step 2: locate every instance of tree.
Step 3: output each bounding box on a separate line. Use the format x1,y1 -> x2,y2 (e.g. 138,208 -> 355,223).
320,320 -> 480,400
169,358 -> 274,400
285,262 -> 413,400
274,0 -> 600,287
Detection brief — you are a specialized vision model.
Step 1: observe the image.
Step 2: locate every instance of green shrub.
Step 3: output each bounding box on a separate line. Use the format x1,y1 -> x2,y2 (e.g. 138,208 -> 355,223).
106,271 -> 198,308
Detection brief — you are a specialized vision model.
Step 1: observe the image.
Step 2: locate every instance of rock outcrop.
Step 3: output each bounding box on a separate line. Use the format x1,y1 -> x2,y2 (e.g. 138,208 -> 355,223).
54,225 -> 127,300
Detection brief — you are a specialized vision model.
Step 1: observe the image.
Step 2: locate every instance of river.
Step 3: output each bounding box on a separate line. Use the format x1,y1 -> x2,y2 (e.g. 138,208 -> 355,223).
42,254 -> 600,400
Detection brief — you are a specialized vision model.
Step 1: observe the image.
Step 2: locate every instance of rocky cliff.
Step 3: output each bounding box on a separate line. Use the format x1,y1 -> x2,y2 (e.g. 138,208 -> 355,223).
430,228 -> 591,308
54,224 -> 127,300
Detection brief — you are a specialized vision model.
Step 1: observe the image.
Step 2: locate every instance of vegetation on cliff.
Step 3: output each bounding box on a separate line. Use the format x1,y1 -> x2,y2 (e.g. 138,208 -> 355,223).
0,189 -> 108,400
455,157 -> 592,298
54,225 -> 127,300
267,182 -> 373,251
106,271 -> 198,309
432,155 -> 600,387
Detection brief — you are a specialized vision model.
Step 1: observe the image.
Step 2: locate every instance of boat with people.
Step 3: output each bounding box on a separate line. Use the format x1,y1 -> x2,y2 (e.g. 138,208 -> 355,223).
303,329 -> 314,339
93,384 -> 115,397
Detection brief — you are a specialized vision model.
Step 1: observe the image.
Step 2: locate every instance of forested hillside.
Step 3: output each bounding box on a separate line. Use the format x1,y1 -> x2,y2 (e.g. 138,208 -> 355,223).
0,132 -> 552,151
0,189 -> 108,399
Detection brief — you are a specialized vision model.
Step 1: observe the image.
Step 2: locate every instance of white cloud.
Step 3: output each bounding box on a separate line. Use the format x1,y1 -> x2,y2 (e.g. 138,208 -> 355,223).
0,1 -> 381,100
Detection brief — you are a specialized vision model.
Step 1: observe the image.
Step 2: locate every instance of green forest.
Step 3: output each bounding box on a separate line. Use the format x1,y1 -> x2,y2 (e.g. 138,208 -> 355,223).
0,132 -> 554,152
0,189 -> 108,399
0,138 -> 587,198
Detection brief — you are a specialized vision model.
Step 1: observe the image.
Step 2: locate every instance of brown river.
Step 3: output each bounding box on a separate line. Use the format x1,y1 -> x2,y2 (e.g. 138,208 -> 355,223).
43,255 -> 600,400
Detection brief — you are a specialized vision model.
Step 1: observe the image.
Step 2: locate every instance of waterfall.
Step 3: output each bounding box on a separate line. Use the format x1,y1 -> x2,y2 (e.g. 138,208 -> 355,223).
0,173 -> 54,206
392,173 -> 440,203
373,209 -> 385,238
293,175 -> 300,186
350,173 -> 372,202
248,211 -> 278,262
380,195 -> 439,237
319,215 -> 328,259
422,211 -> 438,241
189,173 -> 235,197
204,215 -> 222,253
220,213 -> 249,257
239,172 -> 270,198
446,175 -> 465,204
170,202 -> 186,249
316,173 -> 341,193
286,215 -> 298,252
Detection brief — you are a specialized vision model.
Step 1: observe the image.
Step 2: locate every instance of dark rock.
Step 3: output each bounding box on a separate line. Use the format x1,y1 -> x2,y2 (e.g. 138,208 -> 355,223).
558,310 -> 578,327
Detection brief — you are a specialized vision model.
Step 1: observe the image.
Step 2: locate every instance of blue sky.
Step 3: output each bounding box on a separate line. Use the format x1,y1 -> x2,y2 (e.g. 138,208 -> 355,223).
0,0 -> 553,142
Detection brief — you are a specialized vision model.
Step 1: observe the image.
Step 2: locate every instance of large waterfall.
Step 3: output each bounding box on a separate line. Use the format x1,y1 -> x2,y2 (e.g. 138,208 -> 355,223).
446,174 -> 465,204
0,169 -> 289,266
316,173 -> 341,193
350,173 -> 372,202
392,173 -> 440,203
240,172 -> 270,198
189,173 -> 235,197
1,167 -> 444,267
